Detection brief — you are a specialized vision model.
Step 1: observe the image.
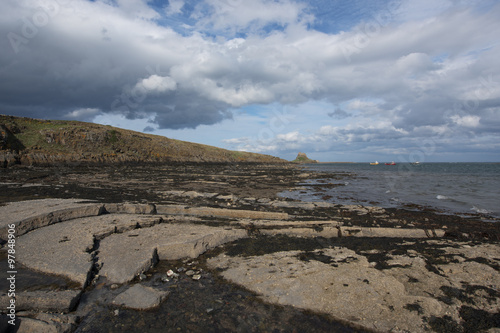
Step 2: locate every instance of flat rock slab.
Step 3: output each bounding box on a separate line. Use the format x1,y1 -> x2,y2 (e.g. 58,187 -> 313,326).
13,313 -> 79,333
16,214 -> 162,287
99,223 -> 247,284
0,289 -> 81,313
261,226 -> 445,238
207,242 -> 500,333
0,199 -> 94,226
156,204 -> 288,220
0,199 -> 104,240
112,284 -> 169,310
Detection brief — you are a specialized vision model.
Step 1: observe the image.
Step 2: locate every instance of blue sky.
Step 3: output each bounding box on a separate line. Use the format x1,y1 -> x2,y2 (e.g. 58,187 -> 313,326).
1,0 -> 499,162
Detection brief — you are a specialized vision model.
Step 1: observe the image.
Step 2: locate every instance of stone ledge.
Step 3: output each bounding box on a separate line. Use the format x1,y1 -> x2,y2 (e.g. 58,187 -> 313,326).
0,290 -> 81,313
156,204 -> 288,220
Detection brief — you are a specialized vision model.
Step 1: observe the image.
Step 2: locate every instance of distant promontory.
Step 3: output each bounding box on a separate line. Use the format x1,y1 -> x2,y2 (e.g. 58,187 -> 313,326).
291,152 -> 318,164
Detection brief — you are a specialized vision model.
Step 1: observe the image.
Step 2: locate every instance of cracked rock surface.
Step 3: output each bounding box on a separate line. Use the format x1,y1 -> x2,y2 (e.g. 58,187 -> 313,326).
1,163 -> 499,332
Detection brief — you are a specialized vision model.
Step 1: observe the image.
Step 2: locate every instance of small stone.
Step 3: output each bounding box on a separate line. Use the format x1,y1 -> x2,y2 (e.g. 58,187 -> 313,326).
114,309 -> 119,316
139,273 -> 147,280
110,284 -> 119,290
177,267 -> 185,273
161,276 -> 170,283
206,308 -> 214,314
192,274 -> 201,280
167,270 -> 175,277
185,270 -> 195,276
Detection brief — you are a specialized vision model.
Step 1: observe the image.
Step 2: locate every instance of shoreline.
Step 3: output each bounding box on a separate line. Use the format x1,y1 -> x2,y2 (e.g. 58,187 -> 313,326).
1,163 -> 499,332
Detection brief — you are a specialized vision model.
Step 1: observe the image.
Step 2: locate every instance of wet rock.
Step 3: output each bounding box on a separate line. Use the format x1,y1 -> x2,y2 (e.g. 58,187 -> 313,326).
112,284 -> 169,310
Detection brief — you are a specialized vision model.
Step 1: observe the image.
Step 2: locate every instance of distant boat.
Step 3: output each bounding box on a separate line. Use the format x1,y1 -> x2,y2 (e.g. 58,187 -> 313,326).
370,161 -> 379,165
411,161 -> 421,165
385,161 -> 396,165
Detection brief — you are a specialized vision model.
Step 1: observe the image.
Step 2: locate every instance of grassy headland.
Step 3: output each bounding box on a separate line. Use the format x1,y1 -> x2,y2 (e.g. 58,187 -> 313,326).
0,115 -> 285,167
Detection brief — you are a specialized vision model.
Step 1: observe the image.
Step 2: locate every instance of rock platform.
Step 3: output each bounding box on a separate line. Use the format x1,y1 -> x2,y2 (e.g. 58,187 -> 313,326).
0,163 -> 499,332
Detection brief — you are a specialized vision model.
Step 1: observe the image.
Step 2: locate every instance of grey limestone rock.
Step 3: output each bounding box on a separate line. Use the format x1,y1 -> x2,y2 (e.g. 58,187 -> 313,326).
112,284 -> 169,310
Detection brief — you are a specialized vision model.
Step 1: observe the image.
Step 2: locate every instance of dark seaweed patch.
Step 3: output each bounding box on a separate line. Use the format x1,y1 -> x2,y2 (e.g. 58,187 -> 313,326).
460,305 -> 500,332
466,257 -> 500,272
404,303 -> 423,315
427,315 -> 462,333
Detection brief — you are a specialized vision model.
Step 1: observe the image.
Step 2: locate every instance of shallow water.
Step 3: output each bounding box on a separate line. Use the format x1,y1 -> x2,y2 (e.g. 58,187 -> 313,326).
282,163 -> 500,218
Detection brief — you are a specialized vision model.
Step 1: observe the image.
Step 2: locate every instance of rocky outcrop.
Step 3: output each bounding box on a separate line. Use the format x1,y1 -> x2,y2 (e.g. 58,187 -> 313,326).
291,152 -> 318,164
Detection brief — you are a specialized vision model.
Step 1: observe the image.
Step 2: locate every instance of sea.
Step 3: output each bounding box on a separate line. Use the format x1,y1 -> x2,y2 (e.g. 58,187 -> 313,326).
280,162 -> 500,219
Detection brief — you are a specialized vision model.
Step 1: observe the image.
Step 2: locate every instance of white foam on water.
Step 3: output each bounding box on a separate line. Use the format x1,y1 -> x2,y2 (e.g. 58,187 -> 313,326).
436,195 -> 449,200
471,206 -> 490,214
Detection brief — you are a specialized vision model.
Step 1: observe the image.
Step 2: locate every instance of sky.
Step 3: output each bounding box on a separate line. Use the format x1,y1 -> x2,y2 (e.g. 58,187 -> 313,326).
1,0 -> 499,162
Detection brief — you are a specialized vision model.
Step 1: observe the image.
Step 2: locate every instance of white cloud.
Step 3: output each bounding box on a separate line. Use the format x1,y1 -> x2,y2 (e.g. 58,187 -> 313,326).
197,0 -> 308,34
136,75 -> 177,93
166,0 -> 184,15
65,108 -> 101,121
451,115 -> 481,128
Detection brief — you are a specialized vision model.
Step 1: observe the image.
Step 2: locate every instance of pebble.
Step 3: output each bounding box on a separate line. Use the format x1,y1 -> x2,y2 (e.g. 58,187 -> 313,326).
167,270 -> 175,277
192,274 -> 202,280
114,309 -> 119,316
110,284 -> 119,290
139,273 -> 147,280
185,270 -> 195,276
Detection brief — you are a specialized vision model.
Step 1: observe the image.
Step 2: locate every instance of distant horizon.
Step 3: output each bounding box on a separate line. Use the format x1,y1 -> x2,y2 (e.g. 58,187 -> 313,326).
3,113 -> 499,163
311,161 -> 500,164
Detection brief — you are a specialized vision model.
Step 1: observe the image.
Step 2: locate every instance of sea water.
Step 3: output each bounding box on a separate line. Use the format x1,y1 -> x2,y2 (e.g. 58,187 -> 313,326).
282,163 -> 500,218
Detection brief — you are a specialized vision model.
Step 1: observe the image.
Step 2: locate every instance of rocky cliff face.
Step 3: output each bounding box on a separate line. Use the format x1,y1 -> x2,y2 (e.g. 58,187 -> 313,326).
0,115 -> 285,167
